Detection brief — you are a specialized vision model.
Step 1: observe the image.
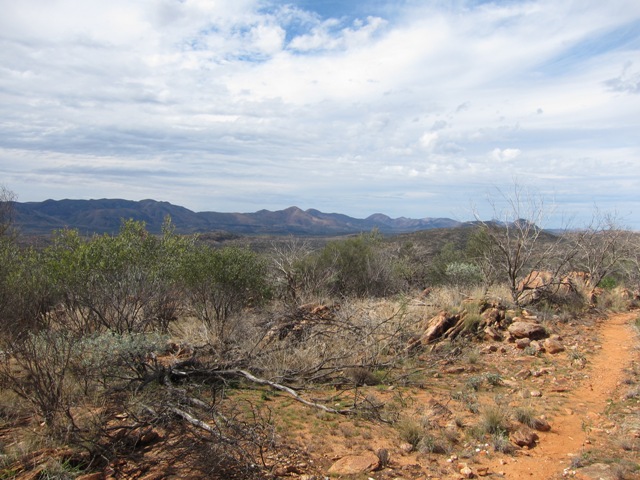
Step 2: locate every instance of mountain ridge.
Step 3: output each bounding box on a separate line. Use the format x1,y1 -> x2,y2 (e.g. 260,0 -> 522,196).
11,199 -> 461,236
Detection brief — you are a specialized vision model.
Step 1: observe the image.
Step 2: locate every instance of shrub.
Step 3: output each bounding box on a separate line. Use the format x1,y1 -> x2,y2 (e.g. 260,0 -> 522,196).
315,230 -> 403,297
180,245 -> 270,344
0,330 -> 77,432
397,418 -> 424,448
479,406 -> 510,436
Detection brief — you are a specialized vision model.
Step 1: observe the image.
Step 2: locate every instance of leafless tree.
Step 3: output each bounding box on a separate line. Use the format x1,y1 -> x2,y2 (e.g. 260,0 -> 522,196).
473,184 -> 572,305
568,210 -> 633,288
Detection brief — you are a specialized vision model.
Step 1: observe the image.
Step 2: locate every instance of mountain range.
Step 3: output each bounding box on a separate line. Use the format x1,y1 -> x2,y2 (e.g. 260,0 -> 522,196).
11,199 -> 461,236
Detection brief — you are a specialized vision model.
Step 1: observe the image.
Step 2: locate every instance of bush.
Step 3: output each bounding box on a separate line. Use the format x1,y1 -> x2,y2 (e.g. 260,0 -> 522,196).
445,262 -> 483,288
180,245 -> 270,344
315,231 -> 404,297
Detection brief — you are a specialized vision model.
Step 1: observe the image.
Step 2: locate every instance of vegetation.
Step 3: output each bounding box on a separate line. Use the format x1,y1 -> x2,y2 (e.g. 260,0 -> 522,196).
1,184 -> 639,478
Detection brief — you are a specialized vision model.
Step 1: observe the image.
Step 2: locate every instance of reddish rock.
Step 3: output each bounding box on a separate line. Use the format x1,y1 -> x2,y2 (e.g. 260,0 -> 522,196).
421,311 -> 460,344
544,338 -> 565,354
510,427 -> 539,448
508,321 -> 547,340
327,452 -> 380,475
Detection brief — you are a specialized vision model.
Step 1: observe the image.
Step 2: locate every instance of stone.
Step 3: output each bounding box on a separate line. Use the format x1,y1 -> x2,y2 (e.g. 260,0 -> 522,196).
327,452 -> 380,475
421,311 -> 460,344
484,326 -> 502,341
76,475 -> 103,480
544,338 -> 565,354
532,417 -> 551,431
460,467 -> 474,478
508,321 -> 548,340
515,338 -> 531,349
399,442 -> 414,453
510,427 -> 539,448
573,463 -> 619,480
530,390 -> 542,397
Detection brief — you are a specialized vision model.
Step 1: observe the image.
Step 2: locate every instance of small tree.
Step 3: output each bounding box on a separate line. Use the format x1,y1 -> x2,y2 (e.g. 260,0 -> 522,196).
181,245 -> 269,343
316,230 -> 401,297
473,184 -> 571,305
45,218 -> 190,334
569,210 -> 632,288
0,185 -> 16,238
269,236 -> 313,305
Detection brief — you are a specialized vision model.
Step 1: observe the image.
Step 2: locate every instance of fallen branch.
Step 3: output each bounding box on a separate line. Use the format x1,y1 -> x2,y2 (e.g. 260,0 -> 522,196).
222,369 -> 352,415
168,406 -> 235,443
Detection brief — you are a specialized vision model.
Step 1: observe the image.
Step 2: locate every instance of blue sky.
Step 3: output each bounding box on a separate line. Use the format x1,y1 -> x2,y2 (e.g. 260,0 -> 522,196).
1,0 -> 639,227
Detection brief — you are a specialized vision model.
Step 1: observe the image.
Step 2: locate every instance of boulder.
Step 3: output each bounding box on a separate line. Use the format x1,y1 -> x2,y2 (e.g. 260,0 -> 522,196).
327,452 -> 380,475
544,338 -> 565,354
508,321 -> 547,340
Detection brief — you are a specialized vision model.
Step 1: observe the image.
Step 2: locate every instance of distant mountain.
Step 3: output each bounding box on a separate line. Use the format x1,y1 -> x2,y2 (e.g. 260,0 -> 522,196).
11,199 -> 461,236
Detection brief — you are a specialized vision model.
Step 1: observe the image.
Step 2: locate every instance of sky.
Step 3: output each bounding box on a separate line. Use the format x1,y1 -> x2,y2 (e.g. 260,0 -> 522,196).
1,0 -> 639,227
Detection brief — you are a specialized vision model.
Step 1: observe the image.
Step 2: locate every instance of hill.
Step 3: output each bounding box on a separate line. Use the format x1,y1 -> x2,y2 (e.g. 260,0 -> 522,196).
12,199 -> 461,236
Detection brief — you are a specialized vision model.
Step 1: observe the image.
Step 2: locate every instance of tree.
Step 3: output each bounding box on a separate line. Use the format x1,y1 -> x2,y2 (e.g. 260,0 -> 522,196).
568,210 -> 632,288
181,245 -> 270,344
473,184 -> 571,306
0,185 -> 16,238
45,218 -> 190,334
269,236 -> 313,305
316,230 -> 401,297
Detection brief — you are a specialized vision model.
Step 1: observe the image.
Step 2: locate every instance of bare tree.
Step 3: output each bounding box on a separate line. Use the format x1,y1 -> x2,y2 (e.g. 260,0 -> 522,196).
270,236 -> 313,305
473,184 -> 571,305
568,210 -> 632,288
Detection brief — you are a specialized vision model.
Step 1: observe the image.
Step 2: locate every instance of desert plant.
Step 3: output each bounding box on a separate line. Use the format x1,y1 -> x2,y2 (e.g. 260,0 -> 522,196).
0,330 -> 77,432
479,405 -> 510,436
180,244 -> 270,344
397,418 -> 424,448
315,230 -> 403,297
513,405 -> 537,428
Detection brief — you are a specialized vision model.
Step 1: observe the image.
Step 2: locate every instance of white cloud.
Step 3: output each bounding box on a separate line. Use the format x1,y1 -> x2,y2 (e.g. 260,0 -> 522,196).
0,0 -> 639,225
491,148 -> 522,162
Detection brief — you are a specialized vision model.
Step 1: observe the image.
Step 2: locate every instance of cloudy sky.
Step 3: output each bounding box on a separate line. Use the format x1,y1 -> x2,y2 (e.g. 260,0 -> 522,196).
1,0 -> 639,226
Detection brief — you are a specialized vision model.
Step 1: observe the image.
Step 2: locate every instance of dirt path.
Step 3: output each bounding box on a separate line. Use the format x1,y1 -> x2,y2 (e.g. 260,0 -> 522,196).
486,311 -> 639,479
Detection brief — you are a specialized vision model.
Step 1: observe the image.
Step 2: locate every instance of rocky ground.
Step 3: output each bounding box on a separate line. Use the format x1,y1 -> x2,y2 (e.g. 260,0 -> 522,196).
1,307 -> 639,480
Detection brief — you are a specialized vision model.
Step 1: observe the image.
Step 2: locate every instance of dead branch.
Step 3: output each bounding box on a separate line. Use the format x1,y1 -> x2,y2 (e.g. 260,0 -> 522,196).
221,369 -> 352,415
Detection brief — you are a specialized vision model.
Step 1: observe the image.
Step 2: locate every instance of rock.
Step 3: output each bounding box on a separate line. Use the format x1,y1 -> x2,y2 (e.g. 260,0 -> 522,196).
481,308 -> 504,325
532,418 -> 551,432
508,321 -> 547,340
476,466 -> 490,477
510,427 -> 539,448
515,368 -> 531,379
544,338 -> 565,354
574,463 -> 619,480
327,452 -> 380,475
484,326 -> 502,341
399,442 -> 414,453
76,474 -> 104,480
459,464 -> 475,478
445,366 -> 466,374
516,338 -> 531,349
421,311 -> 460,344
530,390 -> 542,397
481,344 -> 499,354
529,340 -> 545,353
